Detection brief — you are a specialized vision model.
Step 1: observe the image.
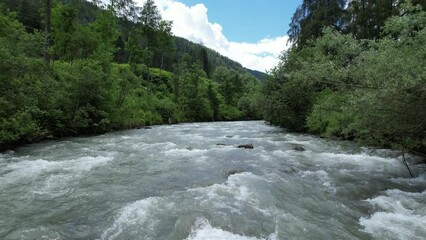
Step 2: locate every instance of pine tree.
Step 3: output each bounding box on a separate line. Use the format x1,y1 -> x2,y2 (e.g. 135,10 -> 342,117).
44,0 -> 51,63
108,0 -> 140,20
345,0 -> 399,39
139,0 -> 161,29
288,0 -> 346,46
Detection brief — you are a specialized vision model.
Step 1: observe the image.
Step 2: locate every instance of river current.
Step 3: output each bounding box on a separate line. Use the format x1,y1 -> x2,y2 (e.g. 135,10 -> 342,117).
0,121 -> 425,239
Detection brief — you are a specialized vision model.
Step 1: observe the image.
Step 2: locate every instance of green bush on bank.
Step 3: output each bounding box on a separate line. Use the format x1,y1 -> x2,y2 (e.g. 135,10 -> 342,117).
262,4 -> 426,154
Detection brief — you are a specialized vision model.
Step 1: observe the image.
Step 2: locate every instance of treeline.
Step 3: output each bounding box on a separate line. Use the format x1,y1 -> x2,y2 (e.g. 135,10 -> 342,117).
0,0 -> 261,150
262,0 -> 426,154
3,0 -> 266,77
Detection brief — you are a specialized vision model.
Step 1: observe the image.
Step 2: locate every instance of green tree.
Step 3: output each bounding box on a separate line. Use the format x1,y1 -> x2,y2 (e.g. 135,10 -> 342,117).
107,0 -> 140,20
264,2 -> 426,154
207,82 -> 221,120
137,0 -> 163,68
288,0 -> 346,46
44,0 -> 52,63
348,3 -> 426,152
179,63 -> 213,121
237,75 -> 262,120
156,20 -> 174,70
91,9 -> 119,64
0,11 -> 52,148
345,0 -> 399,39
51,3 -> 78,60
52,59 -> 112,134
198,47 -> 211,76
125,26 -> 151,65
139,0 -> 161,29
213,67 -> 244,106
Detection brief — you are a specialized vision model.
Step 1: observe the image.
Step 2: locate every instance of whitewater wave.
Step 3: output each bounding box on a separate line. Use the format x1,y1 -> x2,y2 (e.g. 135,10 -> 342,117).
186,218 -> 277,240
0,153 -> 115,187
359,189 -> 426,240
101,172 -> 278,239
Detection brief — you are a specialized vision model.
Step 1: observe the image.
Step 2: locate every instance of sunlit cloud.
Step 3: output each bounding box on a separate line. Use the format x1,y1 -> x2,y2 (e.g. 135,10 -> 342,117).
136,0 -> 291,72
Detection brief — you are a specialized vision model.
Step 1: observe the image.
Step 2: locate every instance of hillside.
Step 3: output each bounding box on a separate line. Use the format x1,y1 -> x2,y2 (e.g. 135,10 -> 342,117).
174,37 -> 265,77
244,68 -> 269,81
1,0 -> 267,79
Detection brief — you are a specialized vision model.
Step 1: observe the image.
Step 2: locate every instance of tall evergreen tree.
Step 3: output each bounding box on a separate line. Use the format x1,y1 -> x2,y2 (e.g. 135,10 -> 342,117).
157,19 -> 174,70
107,0 -> 140,20
139,0 -> 161,29
412,0 -> 426,9
198,47 -> 211,76
44,0 -> 51,63
288,0 -> 346,46
345,0 -> 399,39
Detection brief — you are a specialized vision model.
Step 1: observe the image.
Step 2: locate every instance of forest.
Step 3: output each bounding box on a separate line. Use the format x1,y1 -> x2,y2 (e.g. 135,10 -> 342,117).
262,0 -> 426,155
1,0 -> 425,156
0,0 -> 263,151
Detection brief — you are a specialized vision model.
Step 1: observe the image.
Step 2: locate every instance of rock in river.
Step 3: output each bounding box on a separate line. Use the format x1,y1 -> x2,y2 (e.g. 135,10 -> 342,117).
293,146 -> 305,152
237,144 -> 254,149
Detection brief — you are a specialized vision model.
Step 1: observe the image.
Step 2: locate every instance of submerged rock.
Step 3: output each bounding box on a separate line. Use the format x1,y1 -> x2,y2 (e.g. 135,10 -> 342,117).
237,144 -> 254,149
226,169 -> 244,176
293,146 -> 305,152
137,126 -> 152,130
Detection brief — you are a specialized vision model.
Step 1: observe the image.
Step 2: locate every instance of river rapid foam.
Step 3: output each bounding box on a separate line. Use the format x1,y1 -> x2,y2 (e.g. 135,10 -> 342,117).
0,121 -> 424,239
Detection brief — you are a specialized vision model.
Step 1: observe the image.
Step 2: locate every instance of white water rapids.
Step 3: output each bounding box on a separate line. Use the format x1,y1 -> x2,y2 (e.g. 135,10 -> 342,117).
0,121 -> 425,239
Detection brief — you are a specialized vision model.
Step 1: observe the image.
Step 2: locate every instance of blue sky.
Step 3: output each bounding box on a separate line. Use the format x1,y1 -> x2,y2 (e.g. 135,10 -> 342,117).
178,0 -> 302,42
143,0 -> 302,71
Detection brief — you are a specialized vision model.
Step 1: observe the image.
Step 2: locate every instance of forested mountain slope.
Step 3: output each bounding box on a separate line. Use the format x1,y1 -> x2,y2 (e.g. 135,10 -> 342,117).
1,0 -> 266,78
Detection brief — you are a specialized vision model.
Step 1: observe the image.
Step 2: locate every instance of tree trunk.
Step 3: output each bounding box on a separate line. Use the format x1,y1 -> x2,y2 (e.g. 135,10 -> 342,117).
160,52 -> 164,77
44,0 -> 51,63
402,153 -> 414,178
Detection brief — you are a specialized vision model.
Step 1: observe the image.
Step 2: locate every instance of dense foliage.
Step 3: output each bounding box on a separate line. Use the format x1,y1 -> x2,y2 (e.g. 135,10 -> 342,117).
0,0 -> 262,150
288,0 -> 426,47
263,1 -> 426,154
3,0 -> 424,156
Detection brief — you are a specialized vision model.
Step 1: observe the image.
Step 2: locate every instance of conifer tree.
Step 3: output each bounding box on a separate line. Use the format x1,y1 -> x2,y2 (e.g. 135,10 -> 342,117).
288,0 -> 346,46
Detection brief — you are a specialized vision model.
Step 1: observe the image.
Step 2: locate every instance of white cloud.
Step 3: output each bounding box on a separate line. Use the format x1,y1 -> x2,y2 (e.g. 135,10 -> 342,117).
136,0 -> 291,72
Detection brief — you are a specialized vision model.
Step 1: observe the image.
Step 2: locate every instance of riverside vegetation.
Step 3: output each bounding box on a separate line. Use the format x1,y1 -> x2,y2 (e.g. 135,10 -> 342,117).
262,0 -> 426,157
1,0 -> 425,158
0,0 -> 263,151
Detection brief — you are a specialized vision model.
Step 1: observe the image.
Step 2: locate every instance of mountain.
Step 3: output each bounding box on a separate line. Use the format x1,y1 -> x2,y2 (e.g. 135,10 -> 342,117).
174,37 -> 268,78
1,0 -> 267,79
244,68 -> 269,81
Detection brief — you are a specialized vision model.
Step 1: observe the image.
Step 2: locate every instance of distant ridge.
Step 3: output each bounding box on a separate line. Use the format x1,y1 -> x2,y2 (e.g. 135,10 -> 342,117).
174,37 -> 269,80
244,68 -> 269,81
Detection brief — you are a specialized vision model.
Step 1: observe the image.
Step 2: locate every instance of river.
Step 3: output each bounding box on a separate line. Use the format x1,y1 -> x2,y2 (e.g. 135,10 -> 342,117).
0,121 -> 425,239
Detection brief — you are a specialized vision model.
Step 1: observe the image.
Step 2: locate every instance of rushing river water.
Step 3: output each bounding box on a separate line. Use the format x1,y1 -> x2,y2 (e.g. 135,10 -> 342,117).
0,121 -> 425,240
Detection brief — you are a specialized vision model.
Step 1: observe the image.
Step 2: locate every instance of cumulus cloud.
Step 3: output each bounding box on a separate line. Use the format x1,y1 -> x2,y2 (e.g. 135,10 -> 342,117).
136,0 -> 291,72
